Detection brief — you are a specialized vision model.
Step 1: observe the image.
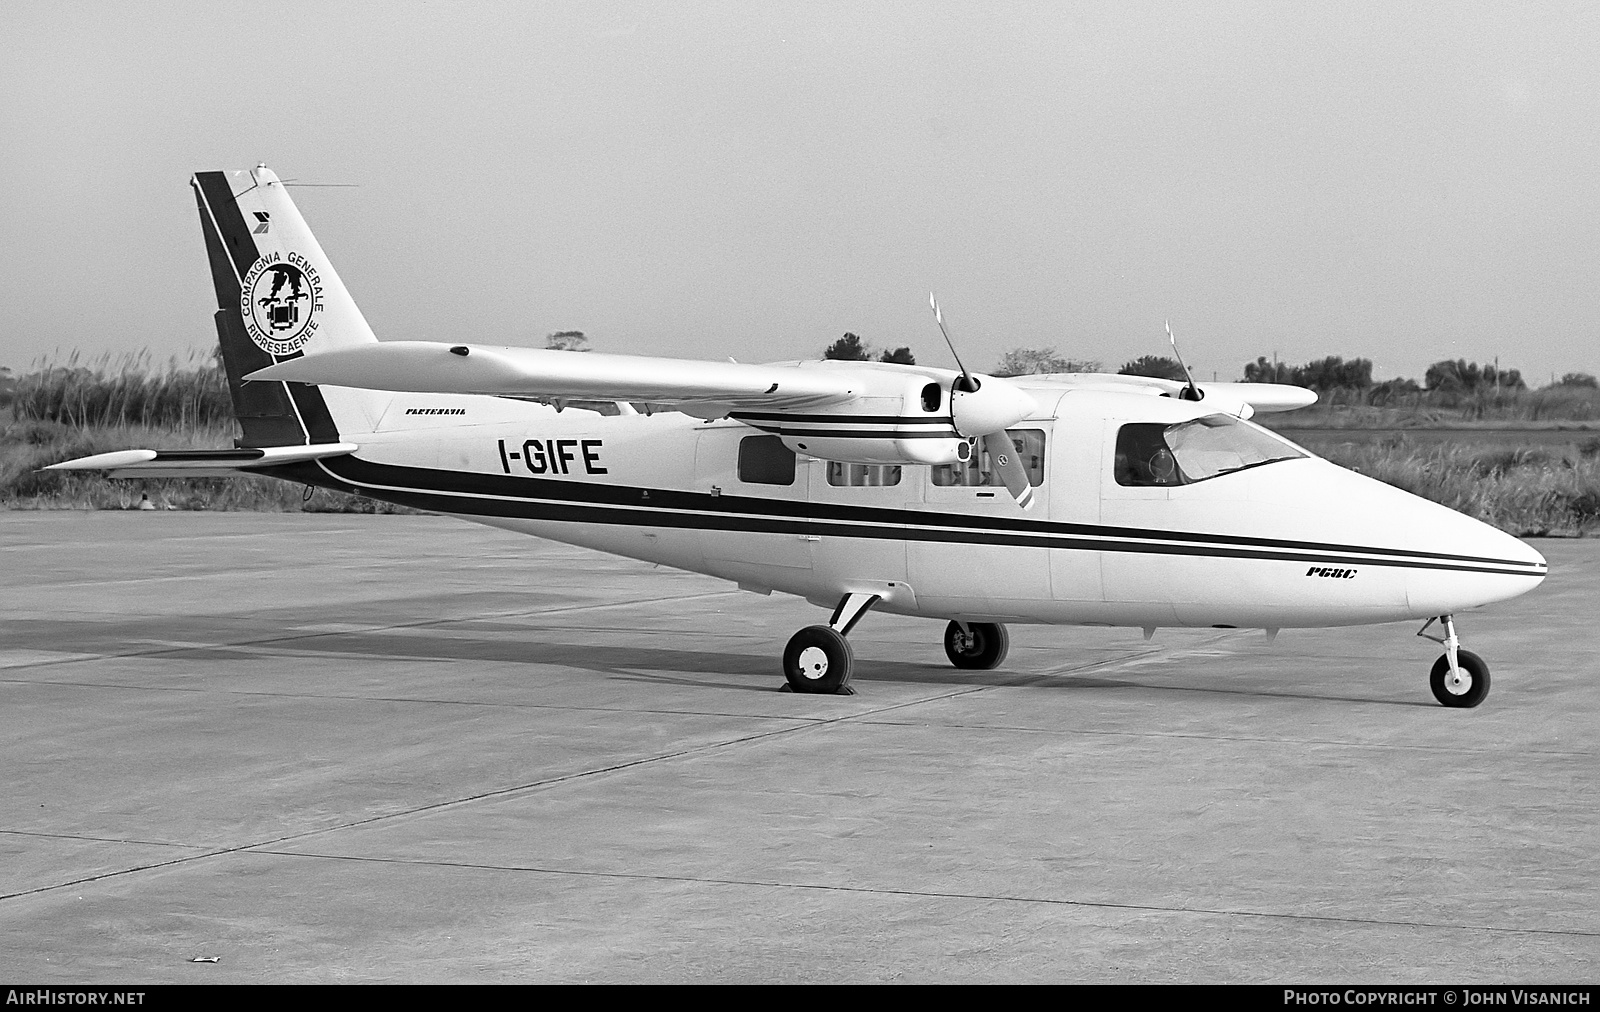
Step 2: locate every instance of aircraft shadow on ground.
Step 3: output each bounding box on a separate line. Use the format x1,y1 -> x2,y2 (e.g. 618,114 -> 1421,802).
2,617 -> 1427,706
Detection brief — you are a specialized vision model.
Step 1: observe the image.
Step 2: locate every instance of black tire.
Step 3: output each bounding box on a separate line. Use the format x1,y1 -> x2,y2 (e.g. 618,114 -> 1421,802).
944,621 -> 1010,670
783,625 -> 854,694
1430,650 -> 1490,708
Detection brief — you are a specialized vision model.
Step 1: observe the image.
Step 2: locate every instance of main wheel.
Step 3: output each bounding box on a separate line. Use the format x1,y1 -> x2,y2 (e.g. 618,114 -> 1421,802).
943,621 -> 1010,670
1430,649 -> 1490,708
783,625 -> 855,693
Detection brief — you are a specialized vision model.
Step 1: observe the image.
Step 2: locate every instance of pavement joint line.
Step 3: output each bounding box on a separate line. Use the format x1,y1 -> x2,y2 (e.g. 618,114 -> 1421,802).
0,828 -> 210,851
845,719 -> 1597,757
0,673 -> 865,720
30,566 -> 331,591
5,661 -> 1592,758
0,528 -> 381,553
0,685 -> 990,905
8,670 -> 1588,756
239,849 -> 1600,941
0,589 -> 744,675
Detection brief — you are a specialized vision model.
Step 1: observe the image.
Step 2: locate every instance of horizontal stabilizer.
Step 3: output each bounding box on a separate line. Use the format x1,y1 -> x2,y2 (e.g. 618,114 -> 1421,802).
244,343 -> 857,414
45,443 -> 358,478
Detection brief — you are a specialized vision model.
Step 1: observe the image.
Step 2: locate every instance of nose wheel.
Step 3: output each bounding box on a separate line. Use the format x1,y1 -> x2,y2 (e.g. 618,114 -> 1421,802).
1430,650 -> 1490,708
1419,615 -> 1491,708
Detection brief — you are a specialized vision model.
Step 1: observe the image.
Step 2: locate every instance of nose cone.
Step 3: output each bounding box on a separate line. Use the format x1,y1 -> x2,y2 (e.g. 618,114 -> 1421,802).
1397,490 -> 1547,614
1248,460 -> 1547,617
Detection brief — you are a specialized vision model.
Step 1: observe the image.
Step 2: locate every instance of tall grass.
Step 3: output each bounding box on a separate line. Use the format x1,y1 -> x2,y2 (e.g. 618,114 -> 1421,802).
1321,437 -> 1600,536
1277,385 -> 1600,426
2,351 -> 416,512
4,353 -> 1598,531
11,350 -> 233,429
0,415 -> 415,513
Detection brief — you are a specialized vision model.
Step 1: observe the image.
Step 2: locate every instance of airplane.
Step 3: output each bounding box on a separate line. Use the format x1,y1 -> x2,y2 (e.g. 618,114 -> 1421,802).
49,165 -> 1547,707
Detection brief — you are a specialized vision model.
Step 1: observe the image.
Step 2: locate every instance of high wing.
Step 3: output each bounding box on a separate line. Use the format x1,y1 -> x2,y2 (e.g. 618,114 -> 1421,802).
245,345 -> 1042,500
1028,373 -> 1317,418
45,443 -> 358,478
1190,380 -> 1318,413
245,343 -> 859,415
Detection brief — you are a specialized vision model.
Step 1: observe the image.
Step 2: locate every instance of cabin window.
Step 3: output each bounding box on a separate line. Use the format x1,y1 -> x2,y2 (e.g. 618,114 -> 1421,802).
920,383 -> 942,412
1114,415 -> 1306,487
931,429 -> 1046,487
827,462 -> 902,487
738,435 -> 797,485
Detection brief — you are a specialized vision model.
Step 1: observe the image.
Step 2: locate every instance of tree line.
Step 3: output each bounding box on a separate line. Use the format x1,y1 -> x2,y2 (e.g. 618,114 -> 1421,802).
815,332 -> 1599,396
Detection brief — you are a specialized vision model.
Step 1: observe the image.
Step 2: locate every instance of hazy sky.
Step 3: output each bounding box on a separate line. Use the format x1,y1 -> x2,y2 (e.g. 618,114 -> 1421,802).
4,1 -> 1598,383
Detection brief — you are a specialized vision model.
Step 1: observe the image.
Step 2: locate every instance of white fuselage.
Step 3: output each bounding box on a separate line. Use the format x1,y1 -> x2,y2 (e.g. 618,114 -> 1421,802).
313,383 -> 1547,630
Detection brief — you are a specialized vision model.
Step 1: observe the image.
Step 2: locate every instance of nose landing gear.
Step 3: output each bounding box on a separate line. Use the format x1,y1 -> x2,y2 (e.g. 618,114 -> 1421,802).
1418,615 -> 1491,708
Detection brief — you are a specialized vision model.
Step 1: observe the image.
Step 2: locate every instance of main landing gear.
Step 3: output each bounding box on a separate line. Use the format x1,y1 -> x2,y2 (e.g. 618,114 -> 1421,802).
1418,614 -> 1491,708
782,593 -> 880,694
780,598 -> 1016,693
943,620 -> 1010,670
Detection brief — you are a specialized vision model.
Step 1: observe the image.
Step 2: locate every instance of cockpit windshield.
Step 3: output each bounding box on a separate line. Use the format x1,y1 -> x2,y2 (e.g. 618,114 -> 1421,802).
1114,414 -> 1307,487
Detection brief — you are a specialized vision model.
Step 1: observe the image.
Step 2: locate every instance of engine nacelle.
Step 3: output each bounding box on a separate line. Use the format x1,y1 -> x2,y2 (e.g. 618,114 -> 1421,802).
732,369 -> 1037,466
732,374 -> 967,466
778,433 -> 967,466
950,375 -> 1038,437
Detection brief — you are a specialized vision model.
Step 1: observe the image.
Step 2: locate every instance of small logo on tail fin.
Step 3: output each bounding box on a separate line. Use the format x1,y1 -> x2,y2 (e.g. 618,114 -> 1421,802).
252,211 -> 271,234
241,251 -> 324,355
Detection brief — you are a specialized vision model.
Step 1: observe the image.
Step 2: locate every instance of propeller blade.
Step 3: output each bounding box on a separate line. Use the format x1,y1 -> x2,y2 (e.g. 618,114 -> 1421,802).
929,293 -> 976,391
1165,319 -> 1202,401
982,431 -> 1035,510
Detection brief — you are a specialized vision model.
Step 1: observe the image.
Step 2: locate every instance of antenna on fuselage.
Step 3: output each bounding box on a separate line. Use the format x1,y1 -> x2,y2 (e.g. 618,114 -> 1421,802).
930,293 -> 978,392
1166,319 -> 1202,401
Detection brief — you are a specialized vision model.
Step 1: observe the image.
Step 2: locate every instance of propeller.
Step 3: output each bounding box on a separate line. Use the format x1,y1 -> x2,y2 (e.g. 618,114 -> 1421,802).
930,293 -> 977,392
1166,319 -> 1202,401
929,294 -> 1037,509
981,431 -> 1036,509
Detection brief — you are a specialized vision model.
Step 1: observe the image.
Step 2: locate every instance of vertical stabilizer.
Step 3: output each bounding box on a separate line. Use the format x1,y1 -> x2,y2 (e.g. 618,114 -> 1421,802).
192,165 -> 385,446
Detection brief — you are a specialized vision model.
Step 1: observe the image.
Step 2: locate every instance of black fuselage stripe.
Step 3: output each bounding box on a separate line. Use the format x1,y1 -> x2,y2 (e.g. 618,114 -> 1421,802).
299,457 -> 1543,578
321,455 -> 1541,570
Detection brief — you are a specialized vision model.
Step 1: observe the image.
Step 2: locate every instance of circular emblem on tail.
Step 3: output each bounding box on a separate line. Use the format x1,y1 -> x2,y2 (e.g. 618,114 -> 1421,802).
241,252 -> 323,356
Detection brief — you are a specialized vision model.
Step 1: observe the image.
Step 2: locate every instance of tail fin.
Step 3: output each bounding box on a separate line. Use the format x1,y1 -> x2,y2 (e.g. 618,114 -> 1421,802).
191,165 -> 385,446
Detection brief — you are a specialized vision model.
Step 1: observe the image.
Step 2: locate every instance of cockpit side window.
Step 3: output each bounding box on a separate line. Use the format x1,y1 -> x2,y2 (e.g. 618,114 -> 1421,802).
932,429 -> 1046,487
1114,415 -> 1306,487
1115,424 -> 1180,485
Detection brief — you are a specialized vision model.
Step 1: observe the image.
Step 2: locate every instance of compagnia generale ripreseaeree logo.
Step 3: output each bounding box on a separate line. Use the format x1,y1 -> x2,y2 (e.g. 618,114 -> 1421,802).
241,250 -> 324,356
